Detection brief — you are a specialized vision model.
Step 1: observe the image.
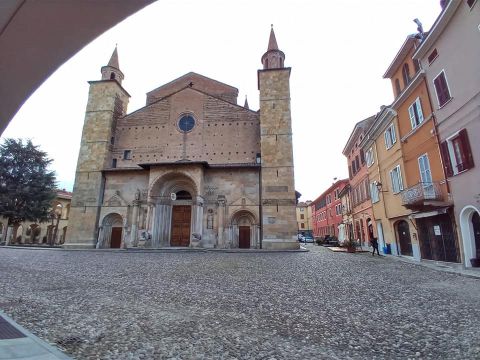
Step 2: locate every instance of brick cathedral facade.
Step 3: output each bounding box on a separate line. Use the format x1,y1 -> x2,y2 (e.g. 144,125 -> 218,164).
65,28 -> 298,250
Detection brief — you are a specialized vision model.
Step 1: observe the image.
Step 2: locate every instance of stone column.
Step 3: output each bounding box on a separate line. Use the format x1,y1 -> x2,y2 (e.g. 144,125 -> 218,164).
130,200 -> 140,247
5,226 -> 13,246
146,203 -> 153,231
151,204 -> 160,248
217,195 -> 226,248
20,225 -> 27,244
96,226 -> 104,249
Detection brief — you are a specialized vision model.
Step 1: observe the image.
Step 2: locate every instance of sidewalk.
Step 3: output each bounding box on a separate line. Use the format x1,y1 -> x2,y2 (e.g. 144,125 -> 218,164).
0,312 -> 71,360
385,253 -> 480,279
323,245 -> 480,279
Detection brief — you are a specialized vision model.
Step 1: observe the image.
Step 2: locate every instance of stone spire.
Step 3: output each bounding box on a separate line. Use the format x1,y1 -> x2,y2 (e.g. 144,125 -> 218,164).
267,25 -> 279,51
107,46 -> 120,69
101,45 -> 124,84
244,95 -> 249,109
261,25 -> 285,70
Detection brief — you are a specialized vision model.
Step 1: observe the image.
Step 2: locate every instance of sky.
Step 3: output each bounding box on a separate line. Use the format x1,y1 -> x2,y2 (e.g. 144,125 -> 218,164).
1,0 -> 442,201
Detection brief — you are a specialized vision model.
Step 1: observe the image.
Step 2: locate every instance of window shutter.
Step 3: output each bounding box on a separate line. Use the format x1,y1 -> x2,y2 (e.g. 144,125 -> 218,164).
397,166 -> 404,191
440,141 -> 453,177
391,125 -> 396,144
348,166 -> 352,179
390,170 -> 395,193
408,104 -> 416,128
360,149 -> 365,164
416,98 -> 424,124
459,129 -> 474,170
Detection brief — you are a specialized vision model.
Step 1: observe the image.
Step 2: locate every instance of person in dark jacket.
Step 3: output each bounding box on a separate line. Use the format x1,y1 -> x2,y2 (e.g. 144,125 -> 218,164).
371,236 -> 380,256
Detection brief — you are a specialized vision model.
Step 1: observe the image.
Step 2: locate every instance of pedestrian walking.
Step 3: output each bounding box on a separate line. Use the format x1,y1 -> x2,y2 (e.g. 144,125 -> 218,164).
371,236 -> 380,256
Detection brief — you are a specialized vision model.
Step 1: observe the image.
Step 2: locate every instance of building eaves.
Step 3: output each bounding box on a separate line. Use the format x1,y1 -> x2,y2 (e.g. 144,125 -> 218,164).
383,35 -> 417,79
412,1 -> 461,60
342,115 -> 375,155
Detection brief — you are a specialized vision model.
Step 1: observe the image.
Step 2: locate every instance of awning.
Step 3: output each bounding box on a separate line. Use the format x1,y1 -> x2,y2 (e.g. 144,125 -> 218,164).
409,207 -> 449,219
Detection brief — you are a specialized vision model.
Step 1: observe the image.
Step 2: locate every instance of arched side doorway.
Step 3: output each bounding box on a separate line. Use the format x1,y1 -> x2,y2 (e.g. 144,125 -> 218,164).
230,210 -> 258,249
460,206 -> 480,267
395,220 -> 413,256
98,213 -> 123,248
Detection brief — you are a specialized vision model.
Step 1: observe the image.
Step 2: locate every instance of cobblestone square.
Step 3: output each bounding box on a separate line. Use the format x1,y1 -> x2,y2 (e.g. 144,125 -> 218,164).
0,246 -> 479,359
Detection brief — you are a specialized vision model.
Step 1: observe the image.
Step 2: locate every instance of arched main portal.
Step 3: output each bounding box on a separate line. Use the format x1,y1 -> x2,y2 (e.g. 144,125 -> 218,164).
395,220 -> 413,256
230,210 -> 258,249
148,172 -> 202,248
460,206 -> 480,267
98,213 -> 123,248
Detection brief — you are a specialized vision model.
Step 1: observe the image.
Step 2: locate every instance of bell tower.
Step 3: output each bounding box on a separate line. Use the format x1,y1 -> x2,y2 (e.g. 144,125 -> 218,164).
64,47 -> 130,248
258,27 -> 298,250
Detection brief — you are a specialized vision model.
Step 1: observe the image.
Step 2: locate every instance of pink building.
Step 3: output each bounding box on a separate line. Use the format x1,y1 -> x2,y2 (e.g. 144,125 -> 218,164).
343,116 -> 376,248
312,179 -> 349,239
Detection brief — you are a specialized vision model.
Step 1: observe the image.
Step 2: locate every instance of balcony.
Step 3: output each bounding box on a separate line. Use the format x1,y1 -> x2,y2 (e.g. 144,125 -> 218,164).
401,182 -> 451,210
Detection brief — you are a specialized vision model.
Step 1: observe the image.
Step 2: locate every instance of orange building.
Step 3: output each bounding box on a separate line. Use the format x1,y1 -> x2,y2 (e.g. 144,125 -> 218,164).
383,34 -> 459,262
343,116 -> 376,248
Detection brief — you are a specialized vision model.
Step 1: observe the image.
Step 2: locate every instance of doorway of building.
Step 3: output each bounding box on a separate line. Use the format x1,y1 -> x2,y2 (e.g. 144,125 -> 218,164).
171,205 -> 191,247
110,227 -> 122,248
239,226 -> 250,248
473,212 -> 480,258
396,220 -> 413,256
417,214 -> 459,262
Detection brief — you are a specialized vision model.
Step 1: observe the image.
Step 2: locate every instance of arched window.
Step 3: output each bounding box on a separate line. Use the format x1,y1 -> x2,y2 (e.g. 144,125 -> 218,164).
395,79 -> 401,95
110,72 -> 115,80
402,63 -> 410,86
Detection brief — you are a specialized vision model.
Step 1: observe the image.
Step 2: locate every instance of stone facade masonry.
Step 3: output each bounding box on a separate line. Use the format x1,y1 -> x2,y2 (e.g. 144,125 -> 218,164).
259,68 -> 298,249
65,41 -> 298,250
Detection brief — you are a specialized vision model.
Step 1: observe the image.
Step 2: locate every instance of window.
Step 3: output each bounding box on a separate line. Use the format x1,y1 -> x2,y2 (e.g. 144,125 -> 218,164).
178,114 -> 196,132
326,195 -> 331,204
366,147 -> 374,167
395,79 -> 401,95
300,214 -> 304,220
112,158 -> 117,168
433,71 -> 451,107
123,150 -> 132,160
467,0 -> 477,9
440,129 -> 475,176
390,165 -> 404,194
370,182 -> 379,203
300,223 -> 305,229
408,97 -> 424,129
360,149 -> 365,164
402,63 -> 410,86
300,208 -> 305,212
413,59 -> 420,73
384,123 -> 397,149
427,49 -> 438,65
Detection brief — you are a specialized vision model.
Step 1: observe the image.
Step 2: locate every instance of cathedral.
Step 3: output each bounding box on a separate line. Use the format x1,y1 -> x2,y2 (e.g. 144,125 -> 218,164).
64,28 -> 298,250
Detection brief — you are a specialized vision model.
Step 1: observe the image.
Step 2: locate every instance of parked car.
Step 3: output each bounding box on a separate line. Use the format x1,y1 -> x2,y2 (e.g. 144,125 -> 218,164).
303,235 -> 314,243
297,234 -> 305,242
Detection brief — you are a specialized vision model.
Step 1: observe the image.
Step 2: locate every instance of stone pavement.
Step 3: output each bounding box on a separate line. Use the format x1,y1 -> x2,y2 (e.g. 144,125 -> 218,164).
0,311 -> 70,359
0,245 -> 479,359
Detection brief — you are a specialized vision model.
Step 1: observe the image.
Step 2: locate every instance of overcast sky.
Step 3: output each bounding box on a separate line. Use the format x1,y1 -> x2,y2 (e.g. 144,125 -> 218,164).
2,0 -> 442,201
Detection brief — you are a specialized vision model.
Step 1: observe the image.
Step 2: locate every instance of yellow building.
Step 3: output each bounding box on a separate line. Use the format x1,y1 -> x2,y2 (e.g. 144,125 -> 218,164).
296,201 -> 313,237
0,190 -> 72,246
360,107 -> 412,256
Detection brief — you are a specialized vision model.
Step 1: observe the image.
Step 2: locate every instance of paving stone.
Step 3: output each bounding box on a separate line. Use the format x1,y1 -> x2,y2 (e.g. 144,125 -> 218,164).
0,247 -> 479,359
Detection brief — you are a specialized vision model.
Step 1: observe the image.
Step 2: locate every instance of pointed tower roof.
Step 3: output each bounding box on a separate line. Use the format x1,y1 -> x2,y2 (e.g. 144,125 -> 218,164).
107,46 -> 120,69
244,95 -> 249,109
101,45 -> 124,84
261,25 -> 285,70
267,25 -> 279,51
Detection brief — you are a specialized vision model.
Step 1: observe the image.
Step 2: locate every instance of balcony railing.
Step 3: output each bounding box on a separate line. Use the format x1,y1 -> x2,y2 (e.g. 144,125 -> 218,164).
401,182 -> 444,207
